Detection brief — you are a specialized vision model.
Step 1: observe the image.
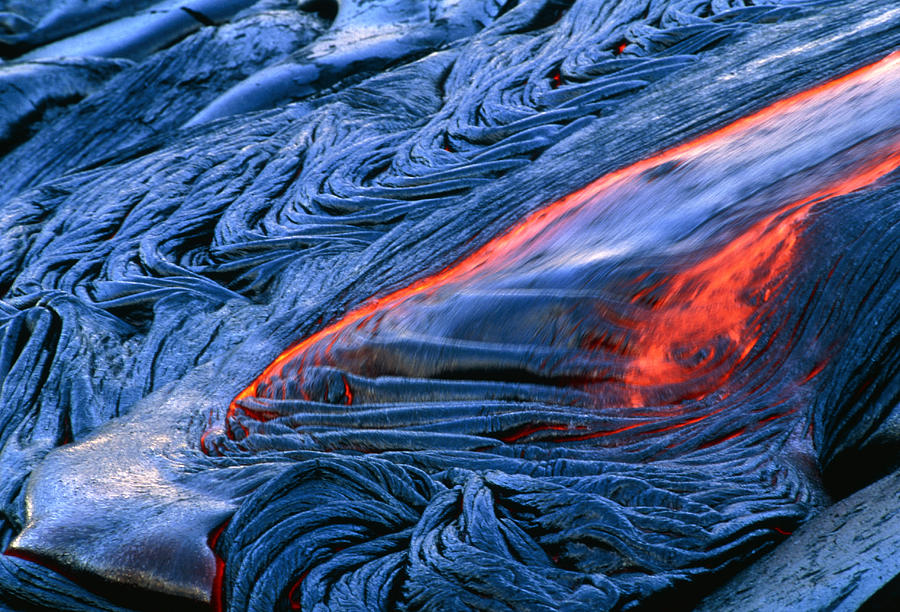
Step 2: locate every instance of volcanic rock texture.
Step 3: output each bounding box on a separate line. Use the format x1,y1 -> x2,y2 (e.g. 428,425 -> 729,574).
0,0 -> 898,610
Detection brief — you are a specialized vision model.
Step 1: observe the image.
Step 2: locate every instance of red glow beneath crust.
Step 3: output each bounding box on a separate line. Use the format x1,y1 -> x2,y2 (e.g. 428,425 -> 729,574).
801,361 -> 828,385
3,547 -> 86,599
772,527 -> 793,536
4,547 -> 44,564
555,421 -> 644,442
208,521 -> 229,612
342,375 -> 353,405
500,424 -> 569,442
200,429 -> 212,454
214,51 -> 900,449
697,428 -> 746,450
288,570 -> 311,610
616,41 -> 628,55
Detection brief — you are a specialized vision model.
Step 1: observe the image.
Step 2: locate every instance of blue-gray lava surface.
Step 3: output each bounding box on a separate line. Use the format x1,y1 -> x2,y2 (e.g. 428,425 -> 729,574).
0,1 -> 899,610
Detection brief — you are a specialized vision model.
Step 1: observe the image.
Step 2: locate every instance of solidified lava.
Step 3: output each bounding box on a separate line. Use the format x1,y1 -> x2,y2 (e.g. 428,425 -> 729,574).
1,2 -> 899,612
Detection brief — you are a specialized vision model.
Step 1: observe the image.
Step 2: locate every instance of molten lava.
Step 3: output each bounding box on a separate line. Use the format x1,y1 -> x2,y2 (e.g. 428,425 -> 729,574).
207,51 -> 900,451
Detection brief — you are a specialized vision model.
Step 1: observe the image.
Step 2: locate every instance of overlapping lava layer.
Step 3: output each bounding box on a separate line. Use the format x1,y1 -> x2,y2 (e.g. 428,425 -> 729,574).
2,1 -> 900,611
206,51 -> 900,458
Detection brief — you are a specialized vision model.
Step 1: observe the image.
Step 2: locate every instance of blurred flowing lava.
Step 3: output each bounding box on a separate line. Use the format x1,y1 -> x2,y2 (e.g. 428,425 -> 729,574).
204,50 -> 900,452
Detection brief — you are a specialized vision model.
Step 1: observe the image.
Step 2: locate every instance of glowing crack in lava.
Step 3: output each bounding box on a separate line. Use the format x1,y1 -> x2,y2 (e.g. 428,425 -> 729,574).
202,51 -> 900,458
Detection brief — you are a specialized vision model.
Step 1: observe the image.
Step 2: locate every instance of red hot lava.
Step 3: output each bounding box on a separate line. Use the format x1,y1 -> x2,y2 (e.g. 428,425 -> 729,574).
209,51 -> 900,449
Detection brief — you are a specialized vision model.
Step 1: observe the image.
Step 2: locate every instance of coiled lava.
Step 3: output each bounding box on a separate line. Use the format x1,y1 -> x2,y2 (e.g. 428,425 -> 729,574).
0,1 -> 899,611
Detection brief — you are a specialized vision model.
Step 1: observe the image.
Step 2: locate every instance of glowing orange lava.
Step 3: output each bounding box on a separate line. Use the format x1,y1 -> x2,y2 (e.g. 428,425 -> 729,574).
221,50 -> 900,432
625,144 -> 900,404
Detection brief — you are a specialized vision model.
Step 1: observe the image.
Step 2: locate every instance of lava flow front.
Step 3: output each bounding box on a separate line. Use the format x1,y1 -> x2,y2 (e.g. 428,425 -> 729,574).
203,51 -> 900,455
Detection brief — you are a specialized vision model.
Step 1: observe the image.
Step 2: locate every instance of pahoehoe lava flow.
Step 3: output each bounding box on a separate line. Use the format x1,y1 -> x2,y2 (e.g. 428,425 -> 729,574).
0,1 -> 899,611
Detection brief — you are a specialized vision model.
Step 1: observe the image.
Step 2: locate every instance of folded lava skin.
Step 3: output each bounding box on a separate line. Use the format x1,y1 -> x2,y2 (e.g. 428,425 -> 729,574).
0,1 -> 898,611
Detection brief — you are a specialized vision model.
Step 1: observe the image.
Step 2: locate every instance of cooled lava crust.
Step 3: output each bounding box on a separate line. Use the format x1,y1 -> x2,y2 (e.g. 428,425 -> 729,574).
0,1 -> 899,611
